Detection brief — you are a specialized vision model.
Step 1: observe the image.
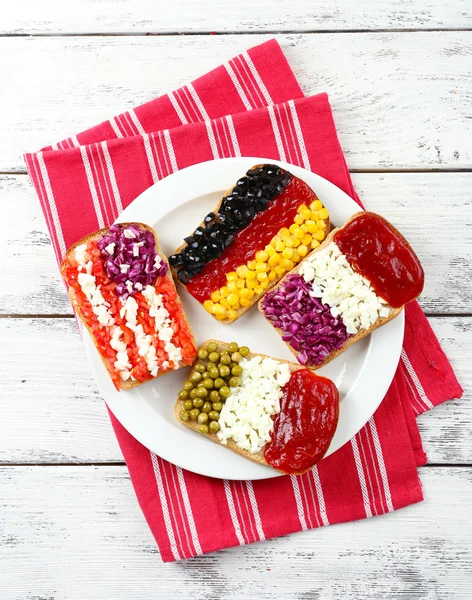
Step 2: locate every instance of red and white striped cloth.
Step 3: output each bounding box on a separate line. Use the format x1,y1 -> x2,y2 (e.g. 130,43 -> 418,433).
25,38 -> 462,561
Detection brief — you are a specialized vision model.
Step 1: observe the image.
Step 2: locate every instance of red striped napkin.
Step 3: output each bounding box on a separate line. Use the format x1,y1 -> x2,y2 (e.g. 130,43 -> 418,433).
25,39 -> 462,561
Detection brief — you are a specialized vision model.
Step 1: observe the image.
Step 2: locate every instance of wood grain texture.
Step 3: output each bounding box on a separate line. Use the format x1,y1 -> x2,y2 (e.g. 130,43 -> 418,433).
0,316 -> 469,464
2,0 -> 471,34
2,173 -> 470,315
1,33 -> 471,172
0,465 -> 471,599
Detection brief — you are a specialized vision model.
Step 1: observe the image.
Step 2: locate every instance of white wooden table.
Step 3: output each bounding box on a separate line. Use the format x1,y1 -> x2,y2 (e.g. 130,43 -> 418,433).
1,2 -> 471,598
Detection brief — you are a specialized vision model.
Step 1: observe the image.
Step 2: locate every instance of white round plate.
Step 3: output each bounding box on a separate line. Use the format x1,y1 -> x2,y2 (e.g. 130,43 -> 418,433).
84,157 -> 404,480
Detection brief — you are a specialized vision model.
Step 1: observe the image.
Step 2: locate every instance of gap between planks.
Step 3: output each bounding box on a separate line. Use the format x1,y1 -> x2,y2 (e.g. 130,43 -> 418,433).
1,313 -> 470,319
0,462 -> 469,468
4,169 -> 472,176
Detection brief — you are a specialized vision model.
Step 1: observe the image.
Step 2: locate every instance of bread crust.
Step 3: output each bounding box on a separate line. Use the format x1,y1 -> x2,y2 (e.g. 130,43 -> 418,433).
258,211 -> 424,369
174,340 -> 338,475
170,165 -> 330,324
60,222 -> 196,391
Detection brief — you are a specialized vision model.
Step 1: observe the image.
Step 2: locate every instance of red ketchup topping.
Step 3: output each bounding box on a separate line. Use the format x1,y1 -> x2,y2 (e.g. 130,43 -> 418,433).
186,176 -> 315,302
264,370 -> 339,475
334,212 -> 424,308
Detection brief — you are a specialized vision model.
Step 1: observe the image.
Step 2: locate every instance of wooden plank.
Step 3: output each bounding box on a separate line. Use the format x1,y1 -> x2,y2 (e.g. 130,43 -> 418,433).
2,0 -> 472,34
0,316 -> 469,464
1,33 -> 471,172
0,465 -> 470,598
2,173 -> 470,315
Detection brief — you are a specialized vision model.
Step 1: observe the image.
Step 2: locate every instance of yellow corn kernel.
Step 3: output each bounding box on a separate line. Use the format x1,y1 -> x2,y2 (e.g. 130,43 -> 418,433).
232,301 -> 240,311
227,271 -> 238,282
319,207 -> 329,220
257,272 -> 268,282
275,240 -> 285,253
220,297 -> 230,309
256,262 -> 268,273
246,289 -> 255,300
236,279 -> 246,289
210,290 -> 221,303
239,288 -> 251,299
259,278 -> 269,289
247,260 -> 256,271
255,250 -> 268,262
284,236 -> 294,248
268,253 -> 280,267
302,233 -> 312,246
227,309 -> 237,321
294,227 -> 305,239
294,214 -> 304,225
298,244 -> 308,257
254,285 -> 264,295
282,247 -> 293,259
313,230 -> 326,241
280,258 -> 294,270
292,249 -> 301,263
227,281 -> 237,293
203,300 -> 214,313
240,298 -> 251,308
310,210 -> 320,221
297,203 -> 309,213
275,266 -> 286,277
290,236 -> 300,247
236,264 -> 248,278
227,293 -> 239,306
311,239 -> 320,249
247,278 -> 258,289
289,223 -> 298,234
279,227 -> 291,239
212,303 -> 226,316
246,269 -> 256,280
271,234 -> 281,246
265,244 -> 275,257
216,313 -> 227,321
310,200 -> 323,211
268,270 -> 277,281
220,286 -> 229,298
300,208 -> 312,221
317,220 -> 326,229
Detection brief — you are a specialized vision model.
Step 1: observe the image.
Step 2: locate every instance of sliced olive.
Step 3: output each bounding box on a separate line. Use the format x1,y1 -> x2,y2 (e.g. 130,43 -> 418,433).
178,389 -> 189,400
183,380 -> 194,391
198,424 -> 209,435
193,397 -> 204,408
208,351 -> 220,363
209,421 -> 220,434
183,400 -> 193,411
207,342 -> 218,353
197,348 -> 208,360
202,401 -> 212,413
180,410 -> 190,421
209,411 -> 220,421
228,342 -> 239,353
231,365 -> 243,377
239,346 -> 250,357
189,408 -> 200,421
209,390 -> 220,403
194,363 -> 206,373
197,412 -> 209,424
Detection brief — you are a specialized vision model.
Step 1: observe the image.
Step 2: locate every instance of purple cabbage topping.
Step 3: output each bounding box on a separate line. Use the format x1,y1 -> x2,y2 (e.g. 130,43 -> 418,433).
261,274 -> 350,366
97,224 -> 168,299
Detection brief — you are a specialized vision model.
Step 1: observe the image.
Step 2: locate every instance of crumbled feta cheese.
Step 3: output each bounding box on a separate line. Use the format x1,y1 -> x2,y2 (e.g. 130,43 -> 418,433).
123,229 -> 136,239
217,357 -> 291,453
299,242 -> 391,334
77,272 -> 115,327
104,242 -> 115,255
134,282 -> 143,291
133,244 -> 139,257
120,264 -> 130,273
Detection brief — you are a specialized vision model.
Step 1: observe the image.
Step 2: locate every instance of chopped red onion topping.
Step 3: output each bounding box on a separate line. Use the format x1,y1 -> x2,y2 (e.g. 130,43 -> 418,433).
261,274 -> 350,366
97,224 -> 168,299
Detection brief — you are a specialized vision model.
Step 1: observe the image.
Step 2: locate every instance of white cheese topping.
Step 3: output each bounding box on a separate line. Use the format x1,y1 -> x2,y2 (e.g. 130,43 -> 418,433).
298,242 -> 391,334
121,296 -> 159,377
104,242 -> 115,255
110,326 -> 132,380
123,229 -> 136,239
217,357 -> 291,453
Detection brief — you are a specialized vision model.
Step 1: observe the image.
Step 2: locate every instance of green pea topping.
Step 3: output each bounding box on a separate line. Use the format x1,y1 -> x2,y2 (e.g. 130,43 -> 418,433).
209,390 -> 220,403
189,388 -> 198,399
183,380 -> 194,391
189,408 -> 200,421
190,372 -> 202,383
219,365 -> 230,378
183,400 -> 193,411
207,342 -> 218,353
214,377 -> 225,389
220,349 -> 230,356
196,387 -> 208,399
202,378 -> 214,389
209,421 -> 220,434
208,351 -> 220,363
239,346 -> 250,357
197,348 -> 208,360
178,389 -> 189,400
208,367 -> 219,379
229,377 -> 241,388
180,409 -> 190,421
231,365 -> 243,377
198,424 -> 209,435
209,411 -> 220,421
229,362 -> 237,369
231,352 -> 242,363
220,386 -> 231,398
202,401 -> 212,413
202,371 -> 211,380
212,402 -> 223,412
220,354 -> 231,365
194,363 -> 206,373
193,397 -> 204,408
197,412 -> 209,424
228,342 -> 239,353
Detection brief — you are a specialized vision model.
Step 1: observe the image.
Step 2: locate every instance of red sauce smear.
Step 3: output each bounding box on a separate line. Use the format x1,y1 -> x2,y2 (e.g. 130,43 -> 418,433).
186,175 -> 316,302
334,212 -> 424,308
264,370 -> 339,475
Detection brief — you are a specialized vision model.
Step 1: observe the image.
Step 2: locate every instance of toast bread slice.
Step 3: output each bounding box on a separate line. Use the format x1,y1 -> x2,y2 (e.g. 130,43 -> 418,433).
258,211 -> 424,369
170,165 -> 330,324
60,222 -> 196,390
174,340 -> 338,475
